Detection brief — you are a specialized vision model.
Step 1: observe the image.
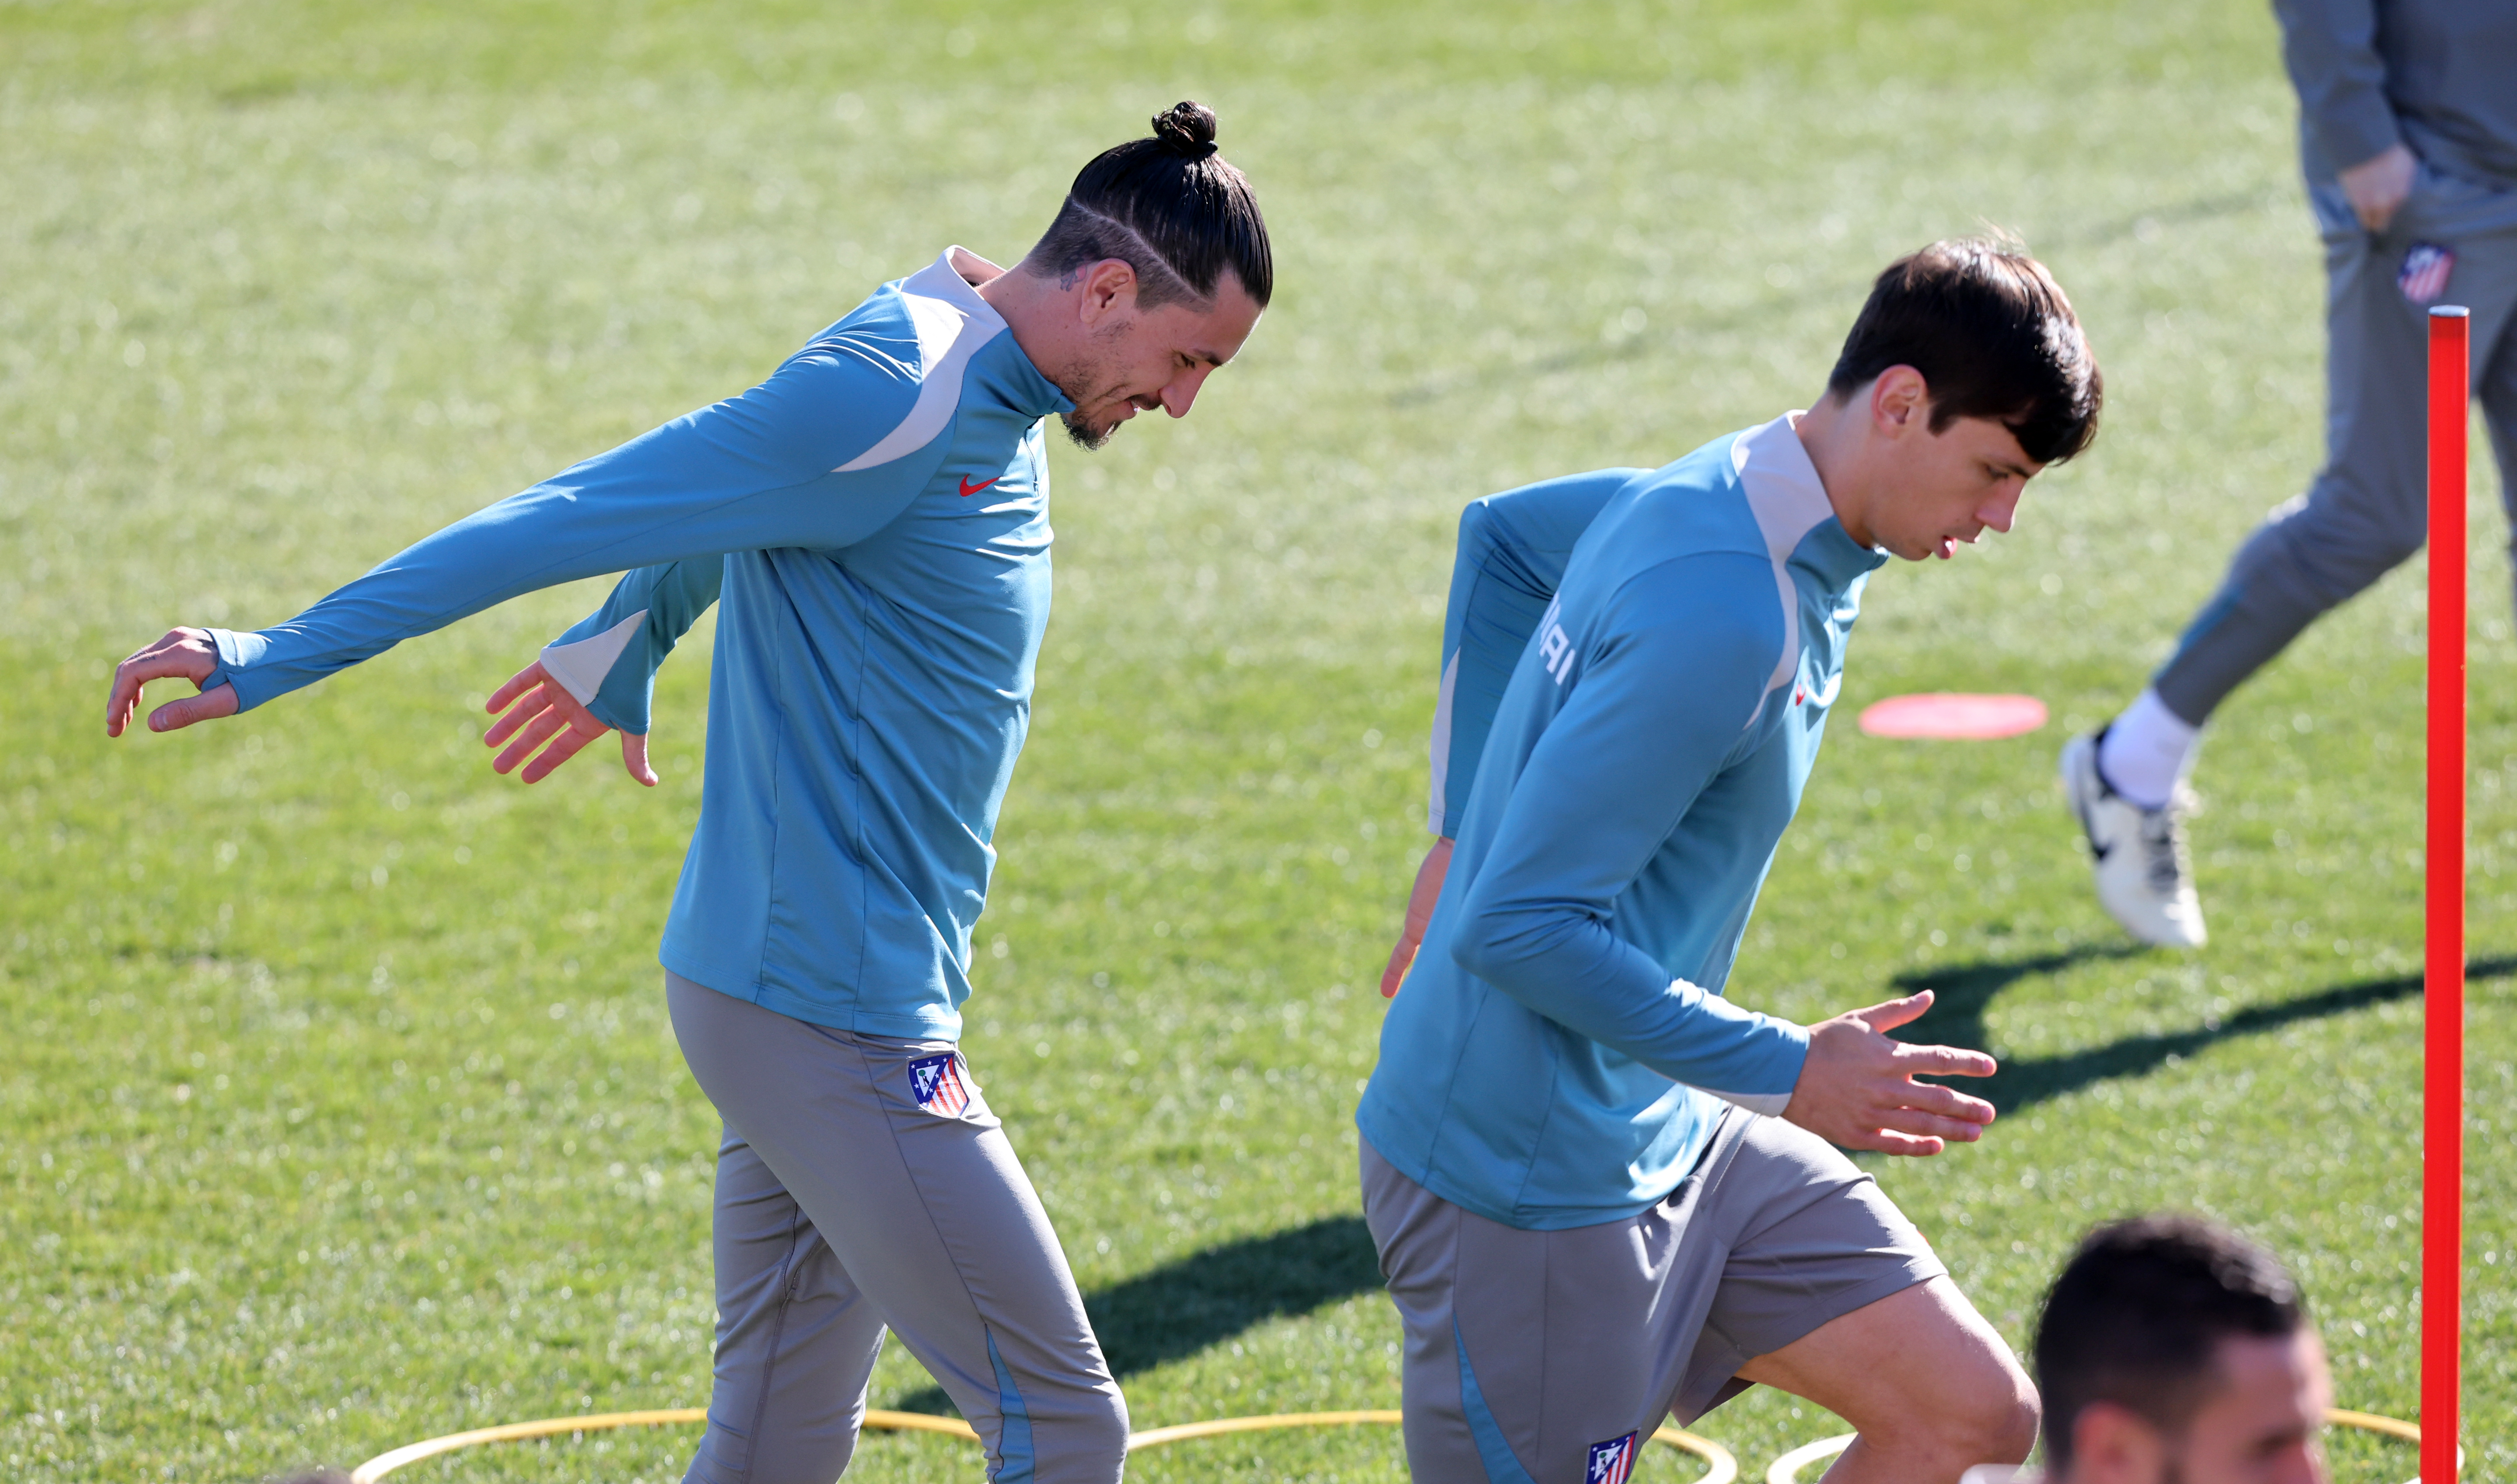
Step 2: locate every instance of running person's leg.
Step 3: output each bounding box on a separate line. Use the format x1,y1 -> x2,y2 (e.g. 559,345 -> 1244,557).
1711,1124 -> 2036,1484
2070,165 -> 2517,946
671,974 -> 1129,1484
1731,1280 -> 2033,1484
2144,177 -> 2440,725
1363,1131 -> 1730,1484
2474,209 -> 2517,579
1362,1112 -> 2011,1484
686,1129 -> 891,1484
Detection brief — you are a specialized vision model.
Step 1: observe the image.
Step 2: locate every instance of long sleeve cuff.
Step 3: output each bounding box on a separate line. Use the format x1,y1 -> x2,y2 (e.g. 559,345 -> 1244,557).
201,628 -> 267,706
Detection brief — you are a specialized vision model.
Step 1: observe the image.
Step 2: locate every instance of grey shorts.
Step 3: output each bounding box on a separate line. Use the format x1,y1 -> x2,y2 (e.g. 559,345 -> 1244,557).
1360,1110 -> 1943,1484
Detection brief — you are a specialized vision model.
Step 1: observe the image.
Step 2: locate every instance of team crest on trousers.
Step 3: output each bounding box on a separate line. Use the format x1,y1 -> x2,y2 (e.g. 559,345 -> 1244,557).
909,1053 -> 971,1115
1586,1431 -> 1640,1483
2399,243 -> 2455,305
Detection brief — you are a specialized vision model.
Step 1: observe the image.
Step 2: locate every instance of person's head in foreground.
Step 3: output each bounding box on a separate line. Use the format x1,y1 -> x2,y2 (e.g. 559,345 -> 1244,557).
2034,1214 -> 2329,1484
1799,234 -> 2101,562
1010,100 -> 1272,450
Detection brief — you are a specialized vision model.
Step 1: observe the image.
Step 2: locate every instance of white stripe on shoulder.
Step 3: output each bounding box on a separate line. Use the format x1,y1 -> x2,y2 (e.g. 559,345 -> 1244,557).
1426,650 -> 1460,833
540,608 -> 648,706
833,247 -> 1012,473
1730,414 -> 1833,721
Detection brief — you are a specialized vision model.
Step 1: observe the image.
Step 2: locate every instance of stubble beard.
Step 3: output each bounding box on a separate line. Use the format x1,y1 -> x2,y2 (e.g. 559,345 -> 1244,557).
1060,408 -> 1119,452
1051,325 -> 1133,452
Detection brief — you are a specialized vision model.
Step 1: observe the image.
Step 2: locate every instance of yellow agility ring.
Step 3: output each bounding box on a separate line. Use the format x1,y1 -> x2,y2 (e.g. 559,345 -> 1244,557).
1759,1409 -> 2458,1484
348,1408 -> 966,1482
1126,1410 -> 1735,1481
351,1405 -> 1740,1482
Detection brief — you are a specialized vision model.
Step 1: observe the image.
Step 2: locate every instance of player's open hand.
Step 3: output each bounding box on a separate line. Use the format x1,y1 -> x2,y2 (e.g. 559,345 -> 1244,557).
106,626 -> 242,737
1381,838 -> 1455,997
484,660 -> 657,786
1782,990 -> 1997,1156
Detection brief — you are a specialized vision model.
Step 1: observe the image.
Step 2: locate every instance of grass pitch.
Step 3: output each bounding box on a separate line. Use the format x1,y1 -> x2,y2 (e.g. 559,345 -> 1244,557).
3,1 -> 2510,1480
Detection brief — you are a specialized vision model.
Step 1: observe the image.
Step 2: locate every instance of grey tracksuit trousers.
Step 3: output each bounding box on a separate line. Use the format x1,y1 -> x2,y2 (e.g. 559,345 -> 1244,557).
2152,162 -> 2517,724
666,973 -> 1128,1484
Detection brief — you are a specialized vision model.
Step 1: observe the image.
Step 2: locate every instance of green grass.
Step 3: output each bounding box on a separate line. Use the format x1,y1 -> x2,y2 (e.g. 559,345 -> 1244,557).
2,0 -> 2509,1480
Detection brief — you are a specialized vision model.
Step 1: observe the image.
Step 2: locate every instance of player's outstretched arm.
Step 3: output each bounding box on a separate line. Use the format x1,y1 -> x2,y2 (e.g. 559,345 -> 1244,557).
484,660 -> 655,785
1782,989 -> 1996,1157
181,342 -> 923,726
1380,837 -> 1454,997
105,627 -> 243,737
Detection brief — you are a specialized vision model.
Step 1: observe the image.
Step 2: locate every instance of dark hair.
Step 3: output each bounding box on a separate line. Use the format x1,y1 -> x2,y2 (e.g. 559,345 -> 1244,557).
1024,101 -> 1273,310
1828,236 -> 2101,464
2033,1215 -> 2306,1473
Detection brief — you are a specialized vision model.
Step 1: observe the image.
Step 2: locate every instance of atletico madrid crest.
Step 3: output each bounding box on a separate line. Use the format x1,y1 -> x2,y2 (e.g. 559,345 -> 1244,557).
1585,1431 -> 1640,1483
909,1053 -> 971,1115
2399,243 -> 2455,305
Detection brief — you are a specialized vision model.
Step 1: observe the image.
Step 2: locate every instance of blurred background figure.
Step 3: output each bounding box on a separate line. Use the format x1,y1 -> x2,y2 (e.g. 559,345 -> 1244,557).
2061,0 -> 2517,949
2012,1214 -> 2329,1484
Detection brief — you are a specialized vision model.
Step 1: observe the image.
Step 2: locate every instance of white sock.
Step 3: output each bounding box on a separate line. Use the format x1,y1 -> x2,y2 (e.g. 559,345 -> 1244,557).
2098,688 -> 2200,810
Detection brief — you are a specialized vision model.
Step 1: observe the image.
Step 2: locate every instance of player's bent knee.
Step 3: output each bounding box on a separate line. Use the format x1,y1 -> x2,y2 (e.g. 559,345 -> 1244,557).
1842,1295 -> 2038,1468
1960,1380 -> 2041,1465
1911,1351 -> 2039,1466
1039,1390 -> 1131,1482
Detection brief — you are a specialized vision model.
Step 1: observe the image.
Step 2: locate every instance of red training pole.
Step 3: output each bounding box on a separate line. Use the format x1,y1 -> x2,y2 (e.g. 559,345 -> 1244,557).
2422,303 -> 2469,1484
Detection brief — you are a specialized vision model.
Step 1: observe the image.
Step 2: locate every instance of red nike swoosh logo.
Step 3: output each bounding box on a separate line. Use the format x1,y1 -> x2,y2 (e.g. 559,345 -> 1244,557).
959,475 -> 999,498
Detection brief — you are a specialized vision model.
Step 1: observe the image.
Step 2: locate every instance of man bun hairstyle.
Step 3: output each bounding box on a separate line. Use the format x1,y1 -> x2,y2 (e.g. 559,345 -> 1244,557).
1148,101 -> 1218,160
1027,101 -> 1273,311
2033,1214 -> 2307,1473
1828,235 -> 2101,465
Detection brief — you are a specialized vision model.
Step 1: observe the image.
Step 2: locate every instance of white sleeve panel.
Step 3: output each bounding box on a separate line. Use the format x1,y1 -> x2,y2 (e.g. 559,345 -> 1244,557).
539,608 -> 649,705
834,252 -> 1009,473
1698,1086 -> 1792,1117
1732,414 -> 1835,731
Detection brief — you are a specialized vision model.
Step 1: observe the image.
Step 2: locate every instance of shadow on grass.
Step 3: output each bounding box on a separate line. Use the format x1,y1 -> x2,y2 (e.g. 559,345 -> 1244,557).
1886,943 -> 2146,1061
1889,945 -> 2517,1116
890,1214 -> 1382,1415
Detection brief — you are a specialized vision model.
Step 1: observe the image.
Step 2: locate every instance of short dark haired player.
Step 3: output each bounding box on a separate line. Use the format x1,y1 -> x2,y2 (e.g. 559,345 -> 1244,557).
109,104 -> 1268,1484
2030,1216 -> 2328,1484
1367,239 -> 2100,1484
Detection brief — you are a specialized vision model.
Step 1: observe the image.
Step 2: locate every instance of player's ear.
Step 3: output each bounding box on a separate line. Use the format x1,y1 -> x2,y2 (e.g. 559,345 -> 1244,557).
1870,365 -> 1929,434
2070,1400 -> 2166,1483
1076,258 -> 1139,327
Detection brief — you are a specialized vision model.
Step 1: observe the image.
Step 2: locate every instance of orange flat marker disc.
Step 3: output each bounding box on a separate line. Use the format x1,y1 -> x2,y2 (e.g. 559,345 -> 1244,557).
1856,693 -> 2048,740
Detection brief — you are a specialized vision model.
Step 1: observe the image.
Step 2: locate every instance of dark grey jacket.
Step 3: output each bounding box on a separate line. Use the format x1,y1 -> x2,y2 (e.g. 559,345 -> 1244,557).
2274,0 -> 2517,189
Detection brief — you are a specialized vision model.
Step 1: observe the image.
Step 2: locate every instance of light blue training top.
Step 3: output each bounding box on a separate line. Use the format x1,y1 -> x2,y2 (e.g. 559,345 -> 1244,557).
1355,415 -> 1887,1231
204,250 -> 1071,1039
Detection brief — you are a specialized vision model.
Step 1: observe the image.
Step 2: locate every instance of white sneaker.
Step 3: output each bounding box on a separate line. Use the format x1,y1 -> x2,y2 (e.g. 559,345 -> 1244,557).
2060,730 -> 2207,948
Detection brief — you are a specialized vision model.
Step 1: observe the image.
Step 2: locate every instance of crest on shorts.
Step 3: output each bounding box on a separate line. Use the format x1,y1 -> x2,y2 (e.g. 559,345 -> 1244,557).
1585,1431 -> 1640,1484
909,1053 -> 970,1114
2399,243 -> 2455,305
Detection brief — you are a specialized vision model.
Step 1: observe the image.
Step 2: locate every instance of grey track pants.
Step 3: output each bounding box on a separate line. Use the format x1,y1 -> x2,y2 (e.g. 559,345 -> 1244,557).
667,973 -> 1128,1484
2154,161 -> 2517,724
